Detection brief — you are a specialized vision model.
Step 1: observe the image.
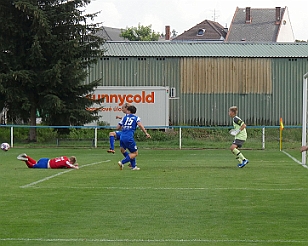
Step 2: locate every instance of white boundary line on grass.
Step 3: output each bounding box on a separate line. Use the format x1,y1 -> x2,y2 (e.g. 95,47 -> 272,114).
30,186 -> 306,191
282,151 -> 308,169
20,160 -> 110,189
1,238 -> 308,243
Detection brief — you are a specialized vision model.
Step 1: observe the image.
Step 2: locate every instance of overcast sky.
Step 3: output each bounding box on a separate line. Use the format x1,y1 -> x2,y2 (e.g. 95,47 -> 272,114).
84,0 -> 308,41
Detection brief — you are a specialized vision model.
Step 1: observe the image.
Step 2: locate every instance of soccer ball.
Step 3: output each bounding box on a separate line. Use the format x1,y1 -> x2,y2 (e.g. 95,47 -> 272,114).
1,142 -> 10,151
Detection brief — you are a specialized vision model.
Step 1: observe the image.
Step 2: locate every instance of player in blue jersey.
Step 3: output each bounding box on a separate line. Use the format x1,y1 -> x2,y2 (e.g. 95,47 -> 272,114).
116,105 -> 151,170
107,103 -> 130,154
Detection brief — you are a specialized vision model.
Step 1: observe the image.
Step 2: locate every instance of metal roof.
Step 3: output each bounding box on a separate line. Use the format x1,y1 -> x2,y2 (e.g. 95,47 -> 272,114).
101,42 -> 308,58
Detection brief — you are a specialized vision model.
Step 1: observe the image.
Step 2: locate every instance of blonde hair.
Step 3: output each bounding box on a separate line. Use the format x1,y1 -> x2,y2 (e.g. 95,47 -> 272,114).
229,106 -> 238,114
69,156 -> 77,164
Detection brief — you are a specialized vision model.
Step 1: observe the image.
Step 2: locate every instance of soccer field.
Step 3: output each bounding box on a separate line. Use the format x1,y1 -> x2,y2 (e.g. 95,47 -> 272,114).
0,147 -> 307,245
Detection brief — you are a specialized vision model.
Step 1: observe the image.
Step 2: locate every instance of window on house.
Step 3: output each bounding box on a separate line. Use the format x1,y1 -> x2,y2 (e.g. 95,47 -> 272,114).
197,29 -> 206,36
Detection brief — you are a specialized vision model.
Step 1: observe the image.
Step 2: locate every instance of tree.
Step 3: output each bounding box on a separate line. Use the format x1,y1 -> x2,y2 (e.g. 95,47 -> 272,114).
171,29 -> 178,38
120,24 -> 160,41
0,0 -> 105,141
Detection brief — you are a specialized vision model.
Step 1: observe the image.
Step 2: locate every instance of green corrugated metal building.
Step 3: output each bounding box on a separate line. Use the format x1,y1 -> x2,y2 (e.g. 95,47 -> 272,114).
87,42 -> 308,126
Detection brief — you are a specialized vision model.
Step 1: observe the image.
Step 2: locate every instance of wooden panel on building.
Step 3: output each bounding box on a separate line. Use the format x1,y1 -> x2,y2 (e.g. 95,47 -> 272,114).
181,57 -> 272,94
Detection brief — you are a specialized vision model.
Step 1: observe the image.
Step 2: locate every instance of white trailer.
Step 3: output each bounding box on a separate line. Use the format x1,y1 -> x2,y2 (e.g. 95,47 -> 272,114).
87,86 -> 169,127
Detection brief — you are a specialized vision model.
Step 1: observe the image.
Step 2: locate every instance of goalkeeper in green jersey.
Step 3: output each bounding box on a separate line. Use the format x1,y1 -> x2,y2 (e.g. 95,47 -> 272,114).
229,106 -> 249,168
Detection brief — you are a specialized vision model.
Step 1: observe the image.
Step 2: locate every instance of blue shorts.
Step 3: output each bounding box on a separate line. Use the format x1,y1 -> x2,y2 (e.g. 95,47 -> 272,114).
120,138 -> 138,153
33,158 -> 49,168
115,131 -> 122,140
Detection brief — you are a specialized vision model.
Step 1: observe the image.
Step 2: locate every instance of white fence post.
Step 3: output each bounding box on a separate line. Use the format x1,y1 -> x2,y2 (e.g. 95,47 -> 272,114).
10,126 -> 13,148
179,127 -> 182,149
94,127 -> 97,148
262,127 -> 265,150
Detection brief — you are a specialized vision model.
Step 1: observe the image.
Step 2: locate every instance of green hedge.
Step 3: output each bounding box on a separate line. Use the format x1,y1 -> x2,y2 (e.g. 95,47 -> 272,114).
1,126 -> 302,150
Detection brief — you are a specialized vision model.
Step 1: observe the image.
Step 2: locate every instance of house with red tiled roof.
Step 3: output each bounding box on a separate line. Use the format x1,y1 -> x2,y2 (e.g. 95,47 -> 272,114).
226,7 -> 295,42
172,20 -> 227,42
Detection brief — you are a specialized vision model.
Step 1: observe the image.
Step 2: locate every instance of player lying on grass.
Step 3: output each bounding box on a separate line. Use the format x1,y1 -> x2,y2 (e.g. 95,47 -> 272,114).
17,154 -> 79,169
229,106 -> 249,168
117,105 -> 151,171
107,103 -> 130,154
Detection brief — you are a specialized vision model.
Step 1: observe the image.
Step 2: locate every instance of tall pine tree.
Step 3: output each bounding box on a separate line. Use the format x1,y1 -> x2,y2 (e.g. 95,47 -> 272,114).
0,0 -> 104,141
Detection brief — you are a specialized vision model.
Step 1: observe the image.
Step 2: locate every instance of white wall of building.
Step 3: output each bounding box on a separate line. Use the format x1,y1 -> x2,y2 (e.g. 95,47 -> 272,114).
276,7 -> 295,42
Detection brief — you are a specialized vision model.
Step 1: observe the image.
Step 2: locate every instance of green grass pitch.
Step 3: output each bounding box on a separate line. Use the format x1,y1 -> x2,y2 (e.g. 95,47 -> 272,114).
0,147 -> 307,245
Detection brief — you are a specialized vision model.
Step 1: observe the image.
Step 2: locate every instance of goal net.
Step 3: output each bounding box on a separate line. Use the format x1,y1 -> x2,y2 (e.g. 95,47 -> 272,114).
302,72 -> 308,165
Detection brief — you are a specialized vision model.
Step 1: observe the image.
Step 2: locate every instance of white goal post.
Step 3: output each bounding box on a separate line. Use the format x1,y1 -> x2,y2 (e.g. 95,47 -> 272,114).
302,72 -> 308,165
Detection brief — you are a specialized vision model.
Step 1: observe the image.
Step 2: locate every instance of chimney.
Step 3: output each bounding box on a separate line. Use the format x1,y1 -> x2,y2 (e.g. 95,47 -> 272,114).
165,26 -> 170,40
275,7 -> 281,24
245,7 -> 251,23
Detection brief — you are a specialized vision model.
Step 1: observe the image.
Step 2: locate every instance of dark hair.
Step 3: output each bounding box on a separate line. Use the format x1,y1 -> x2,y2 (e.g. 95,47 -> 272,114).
229,106 -> 238,114
127,105 -> 137,114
